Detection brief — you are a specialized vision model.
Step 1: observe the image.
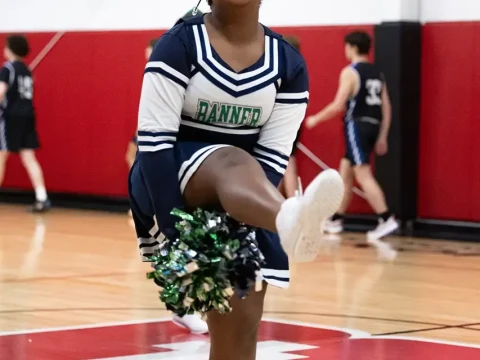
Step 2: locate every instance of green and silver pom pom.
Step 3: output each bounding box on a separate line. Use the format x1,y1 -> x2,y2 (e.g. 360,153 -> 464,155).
147,208 -> 265,316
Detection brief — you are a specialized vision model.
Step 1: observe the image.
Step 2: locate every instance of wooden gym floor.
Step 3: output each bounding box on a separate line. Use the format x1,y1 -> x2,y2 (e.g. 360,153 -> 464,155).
0,204 -> 479,359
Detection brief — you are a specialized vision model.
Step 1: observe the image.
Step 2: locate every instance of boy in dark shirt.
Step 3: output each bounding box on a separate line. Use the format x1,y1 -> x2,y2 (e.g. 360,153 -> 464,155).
0,35 -> 50,212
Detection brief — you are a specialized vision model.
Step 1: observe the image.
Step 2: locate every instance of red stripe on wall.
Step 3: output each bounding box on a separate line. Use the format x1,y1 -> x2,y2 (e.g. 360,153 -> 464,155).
418,21 -> 480,221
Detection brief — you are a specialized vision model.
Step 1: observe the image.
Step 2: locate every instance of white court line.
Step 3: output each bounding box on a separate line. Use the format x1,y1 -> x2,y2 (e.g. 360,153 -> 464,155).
372,335 -> 480,349
1,316 -> 479,349
0,317 -> 367,337
261,317 -> 370,339
0,318 -> 171,336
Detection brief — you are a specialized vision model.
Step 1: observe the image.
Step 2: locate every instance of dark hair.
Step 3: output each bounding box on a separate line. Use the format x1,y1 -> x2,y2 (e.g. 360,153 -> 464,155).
344,31 -> 371,55
6,35 -> 30,58
148,39 -> 158,48
284,36 -> 300,53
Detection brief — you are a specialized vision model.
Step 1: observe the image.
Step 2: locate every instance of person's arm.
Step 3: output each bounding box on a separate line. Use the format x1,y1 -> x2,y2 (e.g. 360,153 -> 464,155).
254,59 -> 309,187
125,140 -> 137,168
305,67 -> 356,129
136,32 -> 192,231
0,83 -> 6,104
0,65 -> 12,103
375,79 -> 391,155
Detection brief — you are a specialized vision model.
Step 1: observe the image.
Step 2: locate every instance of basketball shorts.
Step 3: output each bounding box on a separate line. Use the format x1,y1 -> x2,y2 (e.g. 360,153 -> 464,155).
344,119 -> 380,165
128,141 -> 290,289
0,115 -> 40,152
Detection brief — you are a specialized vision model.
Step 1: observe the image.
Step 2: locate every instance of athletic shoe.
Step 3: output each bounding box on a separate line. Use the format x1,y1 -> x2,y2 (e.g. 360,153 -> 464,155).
367,216 -> 399,241
172,314 -> 209,334
276,169 -> 344,263
31,199 -> 51,213
324,218 -> 344,234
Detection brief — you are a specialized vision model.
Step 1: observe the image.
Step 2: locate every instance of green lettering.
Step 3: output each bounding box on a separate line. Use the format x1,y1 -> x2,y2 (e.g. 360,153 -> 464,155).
241,107 -> 252,125
197,100 -> 262,126
250,108 -> 262,127
196,100 -> 209,122
219,104 -> 231,123
207,103 -> 218,122
230,106 -> 243,124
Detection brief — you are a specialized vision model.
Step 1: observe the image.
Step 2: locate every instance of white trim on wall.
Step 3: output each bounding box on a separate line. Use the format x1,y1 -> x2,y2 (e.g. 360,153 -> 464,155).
0,0 -> 478,32
420,0 -> 480,22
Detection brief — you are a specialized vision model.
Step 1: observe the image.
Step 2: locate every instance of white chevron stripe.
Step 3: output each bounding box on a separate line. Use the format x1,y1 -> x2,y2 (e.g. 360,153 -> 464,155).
276,91 -> 310,100
145,61 -> 189,85
254,148 -> 289,167
193,25 -> 279,92
200,24 -> 272,81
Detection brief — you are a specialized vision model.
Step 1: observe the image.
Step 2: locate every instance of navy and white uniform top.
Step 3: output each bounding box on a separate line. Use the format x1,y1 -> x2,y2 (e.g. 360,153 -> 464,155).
0,61 -> 35,119
345,62 -> 384,124
131,16 -> 307,287
136,15 -> 309,189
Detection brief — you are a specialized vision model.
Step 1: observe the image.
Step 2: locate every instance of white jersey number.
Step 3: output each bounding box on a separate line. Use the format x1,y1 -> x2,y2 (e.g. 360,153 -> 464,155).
18,76 -> 33,100
365,79 -> 382,106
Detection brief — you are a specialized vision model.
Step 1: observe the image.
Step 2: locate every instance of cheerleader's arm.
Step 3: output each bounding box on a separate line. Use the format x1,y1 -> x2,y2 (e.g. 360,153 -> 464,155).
254,59 -> 309,187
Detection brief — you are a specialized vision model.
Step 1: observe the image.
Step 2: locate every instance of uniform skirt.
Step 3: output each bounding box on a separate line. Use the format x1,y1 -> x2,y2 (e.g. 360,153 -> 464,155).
129,141 -> 290,288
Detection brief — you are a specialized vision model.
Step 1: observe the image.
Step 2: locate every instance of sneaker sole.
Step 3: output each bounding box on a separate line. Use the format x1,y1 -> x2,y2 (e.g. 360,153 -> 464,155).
172,316 -> 209,335
325,227 -> 344,234
291,169 -> 344,262
367,221 -> 399,242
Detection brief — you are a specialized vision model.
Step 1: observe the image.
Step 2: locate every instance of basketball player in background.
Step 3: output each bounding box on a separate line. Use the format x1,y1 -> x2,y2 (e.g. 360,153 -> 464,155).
0,35 -> 50,212
306,31 -> 398,241
281,36 -> 302,198
125,135 -> 137,169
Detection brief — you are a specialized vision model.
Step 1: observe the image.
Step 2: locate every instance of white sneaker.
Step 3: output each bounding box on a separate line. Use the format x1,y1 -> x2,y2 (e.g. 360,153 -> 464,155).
276,169 -> 344,262
172,314 -> 208,334
325,218 -> 344,234
367,216 -> 399,242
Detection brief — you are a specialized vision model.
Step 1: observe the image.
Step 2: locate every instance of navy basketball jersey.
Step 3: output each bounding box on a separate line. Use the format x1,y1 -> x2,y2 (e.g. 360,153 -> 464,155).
137,15 -> 309,187
0,61 -> 35,118
345,62 -> 384,122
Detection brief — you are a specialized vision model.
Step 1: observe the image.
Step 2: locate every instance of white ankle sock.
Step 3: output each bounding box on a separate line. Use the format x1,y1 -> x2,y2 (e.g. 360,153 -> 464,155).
35,186 -> 48,202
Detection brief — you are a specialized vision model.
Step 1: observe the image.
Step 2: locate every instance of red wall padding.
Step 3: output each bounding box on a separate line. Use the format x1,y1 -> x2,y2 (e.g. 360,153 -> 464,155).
4,23 -> 476,220
0,26 -> 373,213
418,22 -> 480,221
0,30 -> 163,197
